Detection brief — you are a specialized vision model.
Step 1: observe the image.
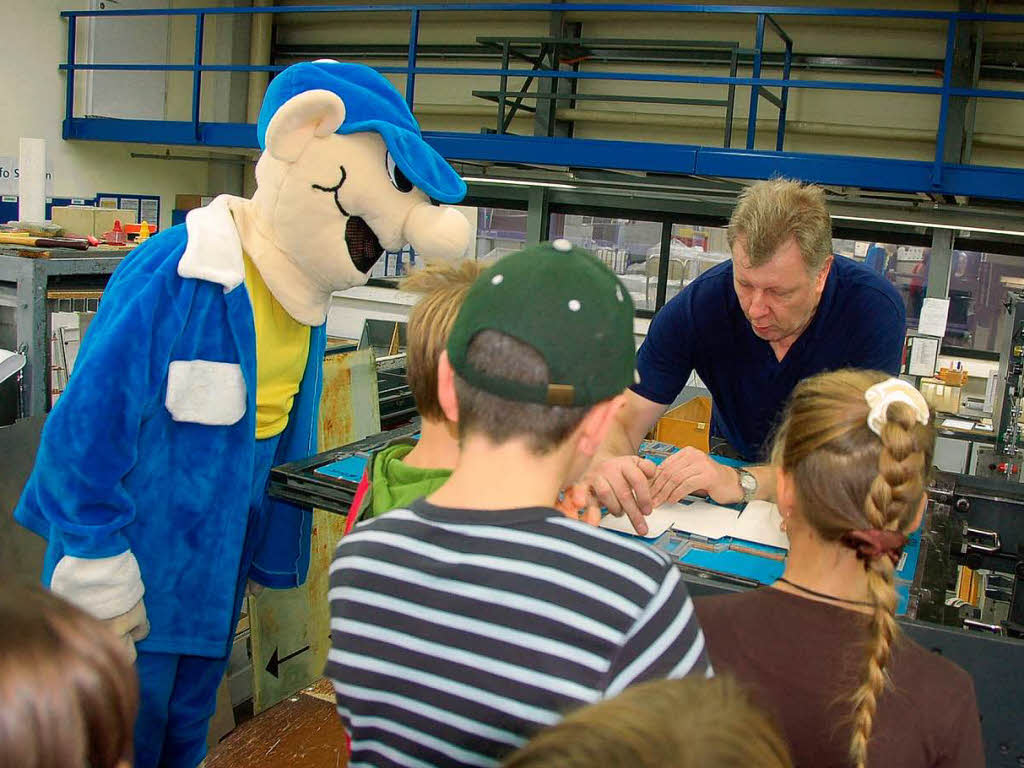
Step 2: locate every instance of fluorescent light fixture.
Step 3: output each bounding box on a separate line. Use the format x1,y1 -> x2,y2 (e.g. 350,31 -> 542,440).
463,176 -> 577,190
0,349 -> 26,386
831,214 -> 1024,238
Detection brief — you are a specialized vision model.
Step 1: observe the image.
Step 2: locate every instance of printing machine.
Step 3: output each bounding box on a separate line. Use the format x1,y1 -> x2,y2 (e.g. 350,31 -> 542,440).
356,318 -> 416,429
270,423 -> 1024,766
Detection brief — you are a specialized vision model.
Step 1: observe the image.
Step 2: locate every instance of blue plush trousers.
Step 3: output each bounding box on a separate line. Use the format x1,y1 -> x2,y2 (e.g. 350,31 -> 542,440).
133,435 -> 281,768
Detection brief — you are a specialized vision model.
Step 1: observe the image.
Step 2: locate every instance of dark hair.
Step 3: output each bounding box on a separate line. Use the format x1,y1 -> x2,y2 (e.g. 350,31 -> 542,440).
454,330 -> 590,453
502,675 -> 792,768
0,583 -> 138,768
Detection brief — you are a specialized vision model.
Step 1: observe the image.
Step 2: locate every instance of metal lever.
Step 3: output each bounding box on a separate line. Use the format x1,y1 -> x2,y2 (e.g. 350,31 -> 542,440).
962,618 -> 1006,636
964,527 -> 1002,554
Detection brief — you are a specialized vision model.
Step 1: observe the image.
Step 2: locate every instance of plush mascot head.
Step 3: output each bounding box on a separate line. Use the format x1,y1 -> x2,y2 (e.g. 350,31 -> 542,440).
246,60 -> 470,317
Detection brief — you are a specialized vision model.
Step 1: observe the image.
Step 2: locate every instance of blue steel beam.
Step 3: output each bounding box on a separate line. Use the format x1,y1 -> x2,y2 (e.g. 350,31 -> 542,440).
56,61 -> 1024,102
62,117 -> 1024,203
56,5 -> 1024,22
63,14 -> 76,139
406,10 -> 420,108
932,20 -> 957,188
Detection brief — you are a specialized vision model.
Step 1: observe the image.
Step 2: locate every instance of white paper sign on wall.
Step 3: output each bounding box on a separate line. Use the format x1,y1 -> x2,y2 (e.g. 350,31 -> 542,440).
0,156 -> 55,197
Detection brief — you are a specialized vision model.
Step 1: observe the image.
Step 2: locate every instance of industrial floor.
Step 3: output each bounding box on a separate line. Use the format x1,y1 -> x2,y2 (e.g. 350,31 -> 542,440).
205,679 -> 348,768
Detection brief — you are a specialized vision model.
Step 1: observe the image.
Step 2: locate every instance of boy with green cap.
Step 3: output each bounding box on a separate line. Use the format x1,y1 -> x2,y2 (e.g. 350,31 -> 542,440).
327,240 -> 710,767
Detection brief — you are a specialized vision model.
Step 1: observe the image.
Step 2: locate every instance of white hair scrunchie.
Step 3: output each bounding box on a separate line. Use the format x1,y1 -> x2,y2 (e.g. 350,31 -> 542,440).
864,378 -> 930,437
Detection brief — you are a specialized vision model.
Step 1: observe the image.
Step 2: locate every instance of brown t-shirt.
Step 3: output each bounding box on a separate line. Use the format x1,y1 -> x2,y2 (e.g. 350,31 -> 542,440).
695,587 -> 984,768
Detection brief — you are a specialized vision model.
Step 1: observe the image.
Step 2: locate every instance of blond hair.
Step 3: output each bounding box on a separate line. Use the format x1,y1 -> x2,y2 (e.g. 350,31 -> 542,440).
772,369 -> 935,768
0,583 -> 138,768
727,178 -> 833,271
502,676 -> 792,768
400,259 -> 483,421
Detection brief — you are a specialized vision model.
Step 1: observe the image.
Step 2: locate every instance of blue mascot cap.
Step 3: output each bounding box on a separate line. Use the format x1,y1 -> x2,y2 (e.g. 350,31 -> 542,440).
257,60 -> 467,204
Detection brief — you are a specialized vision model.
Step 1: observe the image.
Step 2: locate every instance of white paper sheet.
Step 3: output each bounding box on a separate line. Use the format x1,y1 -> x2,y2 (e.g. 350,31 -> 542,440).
599,498 -> 789,550
941,418 -> 977,431
599,499 -> 734,539
730,501 -> 789,549
918,298 -> 950,339
599,506 -> 678,538
907,336 -> 939,377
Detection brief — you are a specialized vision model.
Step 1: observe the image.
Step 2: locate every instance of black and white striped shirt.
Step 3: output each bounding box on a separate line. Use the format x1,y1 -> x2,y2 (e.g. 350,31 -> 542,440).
327,498 -> 710,767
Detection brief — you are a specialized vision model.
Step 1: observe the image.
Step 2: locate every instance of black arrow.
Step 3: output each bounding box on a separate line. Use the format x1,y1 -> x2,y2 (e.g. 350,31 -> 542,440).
265,644 -> 310,678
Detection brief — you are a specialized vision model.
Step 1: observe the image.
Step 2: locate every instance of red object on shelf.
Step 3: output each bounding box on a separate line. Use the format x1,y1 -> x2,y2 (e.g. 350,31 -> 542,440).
102,219 -> 127,246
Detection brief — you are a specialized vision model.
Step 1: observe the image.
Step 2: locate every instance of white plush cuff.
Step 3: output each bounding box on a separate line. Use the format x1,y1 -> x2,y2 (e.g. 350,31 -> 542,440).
50,551 -> 145,621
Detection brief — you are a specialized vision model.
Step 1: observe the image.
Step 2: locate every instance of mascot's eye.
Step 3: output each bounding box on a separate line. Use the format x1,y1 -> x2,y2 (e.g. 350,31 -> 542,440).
386,151 -> 414,193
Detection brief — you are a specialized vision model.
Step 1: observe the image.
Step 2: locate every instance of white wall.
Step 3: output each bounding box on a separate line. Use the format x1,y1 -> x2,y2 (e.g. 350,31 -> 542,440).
1,0 -> 216,231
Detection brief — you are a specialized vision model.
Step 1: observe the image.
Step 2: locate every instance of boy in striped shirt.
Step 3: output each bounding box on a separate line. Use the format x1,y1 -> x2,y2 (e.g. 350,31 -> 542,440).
328,240 -> 710,767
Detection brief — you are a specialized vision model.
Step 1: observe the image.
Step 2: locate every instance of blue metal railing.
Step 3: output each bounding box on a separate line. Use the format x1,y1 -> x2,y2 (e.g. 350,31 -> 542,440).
58,4 -> 1024,199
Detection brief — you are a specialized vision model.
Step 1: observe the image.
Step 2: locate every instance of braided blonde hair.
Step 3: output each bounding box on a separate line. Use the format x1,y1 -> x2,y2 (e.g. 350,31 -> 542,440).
772,369 -> 934,768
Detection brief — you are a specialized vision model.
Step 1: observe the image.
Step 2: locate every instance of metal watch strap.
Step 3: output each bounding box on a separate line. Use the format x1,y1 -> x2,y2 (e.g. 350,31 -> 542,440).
737,467 -> 757,503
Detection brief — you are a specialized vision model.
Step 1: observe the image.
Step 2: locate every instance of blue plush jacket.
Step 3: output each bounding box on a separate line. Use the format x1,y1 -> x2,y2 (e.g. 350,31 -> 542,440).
16,197 -> 326,657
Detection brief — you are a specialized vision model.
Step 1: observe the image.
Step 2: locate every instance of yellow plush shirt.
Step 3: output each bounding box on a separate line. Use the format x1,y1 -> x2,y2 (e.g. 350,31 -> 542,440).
243,252 -> 311,439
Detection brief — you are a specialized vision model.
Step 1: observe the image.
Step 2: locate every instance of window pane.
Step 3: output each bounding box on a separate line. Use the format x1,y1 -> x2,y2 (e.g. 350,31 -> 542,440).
833,240 -> 928,334
948,251 -> 1024,351
476,207 -> 527,262
550,214 -> 663,311
668,224 -> 731,306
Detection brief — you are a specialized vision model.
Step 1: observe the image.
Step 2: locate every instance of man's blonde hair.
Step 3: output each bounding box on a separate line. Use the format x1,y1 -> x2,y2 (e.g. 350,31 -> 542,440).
400,259 -> 484,422
727,178 -> 833,271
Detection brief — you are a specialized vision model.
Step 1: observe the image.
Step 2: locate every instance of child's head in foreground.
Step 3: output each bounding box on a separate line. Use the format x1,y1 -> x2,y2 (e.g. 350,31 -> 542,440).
439,239 -> 637,476
502,675 -> 792,768
0,583 -> 138,768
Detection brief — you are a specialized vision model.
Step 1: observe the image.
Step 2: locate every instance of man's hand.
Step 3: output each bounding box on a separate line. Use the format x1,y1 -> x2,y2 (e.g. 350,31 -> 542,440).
569,455 -> 659,535
649,447 -> 743,507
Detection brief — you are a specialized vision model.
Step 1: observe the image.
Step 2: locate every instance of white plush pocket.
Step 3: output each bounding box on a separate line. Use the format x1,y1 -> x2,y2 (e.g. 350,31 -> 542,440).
165,359 -> 246,425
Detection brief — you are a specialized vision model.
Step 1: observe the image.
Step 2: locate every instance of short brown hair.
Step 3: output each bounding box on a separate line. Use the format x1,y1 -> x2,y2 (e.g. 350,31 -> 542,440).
502,675 -> 792,768
400,260 -> 484,421
727,178 -> 833,271
454,330 -> 590,453
772,369 -> 935,768
0,583 -> 138,768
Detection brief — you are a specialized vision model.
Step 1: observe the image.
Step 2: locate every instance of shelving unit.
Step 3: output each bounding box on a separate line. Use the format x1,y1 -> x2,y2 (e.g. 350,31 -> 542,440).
0,245 -> 128,420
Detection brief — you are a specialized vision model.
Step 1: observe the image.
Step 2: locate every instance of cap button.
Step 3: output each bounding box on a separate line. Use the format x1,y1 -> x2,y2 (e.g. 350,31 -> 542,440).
552,238 -> 572,252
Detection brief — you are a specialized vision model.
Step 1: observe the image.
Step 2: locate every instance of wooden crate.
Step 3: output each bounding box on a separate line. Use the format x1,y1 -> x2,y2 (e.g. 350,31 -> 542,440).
654,396 -> 712,453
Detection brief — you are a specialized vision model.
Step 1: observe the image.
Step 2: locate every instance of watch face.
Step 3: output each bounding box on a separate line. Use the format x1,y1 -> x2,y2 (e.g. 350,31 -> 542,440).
740,472 -> 757,492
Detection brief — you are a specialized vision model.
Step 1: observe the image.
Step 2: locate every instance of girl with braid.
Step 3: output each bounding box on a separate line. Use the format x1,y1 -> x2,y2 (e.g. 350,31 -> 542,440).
695,369 -> 983,768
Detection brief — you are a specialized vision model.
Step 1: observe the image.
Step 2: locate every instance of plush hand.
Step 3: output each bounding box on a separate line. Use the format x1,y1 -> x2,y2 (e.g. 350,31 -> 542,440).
649,446 -> 743,507
103,599 -> 151,663
50,550 -> 149,662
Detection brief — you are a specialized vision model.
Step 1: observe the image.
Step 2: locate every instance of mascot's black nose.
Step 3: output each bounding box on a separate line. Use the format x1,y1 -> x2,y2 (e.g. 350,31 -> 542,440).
345,216 -> 384,273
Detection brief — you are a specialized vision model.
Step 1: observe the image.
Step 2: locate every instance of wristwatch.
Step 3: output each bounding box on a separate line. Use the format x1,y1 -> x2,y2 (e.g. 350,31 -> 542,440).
736,467 -> 758,503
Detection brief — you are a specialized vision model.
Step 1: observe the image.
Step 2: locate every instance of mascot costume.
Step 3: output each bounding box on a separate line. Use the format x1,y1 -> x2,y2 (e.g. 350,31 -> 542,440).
15,61 -> 469,768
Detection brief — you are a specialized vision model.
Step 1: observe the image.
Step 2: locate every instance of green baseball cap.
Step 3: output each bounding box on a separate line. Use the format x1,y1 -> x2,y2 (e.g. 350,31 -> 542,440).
447,239 -> 637,407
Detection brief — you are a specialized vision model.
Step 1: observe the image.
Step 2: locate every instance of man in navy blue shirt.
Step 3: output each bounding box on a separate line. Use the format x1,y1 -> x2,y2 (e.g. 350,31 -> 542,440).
571,179 -> 906,535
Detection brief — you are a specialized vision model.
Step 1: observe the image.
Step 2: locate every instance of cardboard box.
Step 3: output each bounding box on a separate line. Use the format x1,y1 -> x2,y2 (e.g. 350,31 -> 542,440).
93,207 -> 137,236
175,194 -> 213,212
50,206 -> 94,238
920,377 -> 962,415
51,206 -> 137,238
653,396 -> 712,453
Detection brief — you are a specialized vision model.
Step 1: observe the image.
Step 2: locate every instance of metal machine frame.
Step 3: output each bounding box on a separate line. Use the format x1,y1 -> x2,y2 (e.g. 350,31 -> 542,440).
271,426 -> 1024,766
55,4 -> 1024,202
